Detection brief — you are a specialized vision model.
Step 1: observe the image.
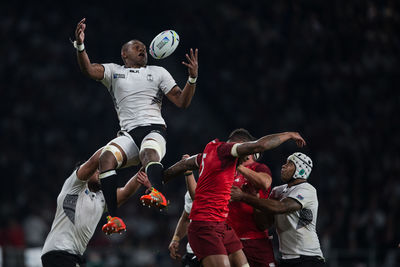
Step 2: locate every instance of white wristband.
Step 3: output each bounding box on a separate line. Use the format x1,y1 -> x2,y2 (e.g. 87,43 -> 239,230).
188,76 -> 197,84
73,41 -> 85,52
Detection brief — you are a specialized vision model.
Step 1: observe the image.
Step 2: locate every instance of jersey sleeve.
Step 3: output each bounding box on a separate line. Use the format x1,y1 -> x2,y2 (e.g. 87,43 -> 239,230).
158,67 -> 177,95
286,184 -> 315,209
217,142 -> 235,160
184,191 -> 193,213
61,170 -> 87,194
100,63 -> 117,90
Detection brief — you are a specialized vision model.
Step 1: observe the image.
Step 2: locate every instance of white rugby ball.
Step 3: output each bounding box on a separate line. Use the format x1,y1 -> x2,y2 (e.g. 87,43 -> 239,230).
149,30 -> 180,59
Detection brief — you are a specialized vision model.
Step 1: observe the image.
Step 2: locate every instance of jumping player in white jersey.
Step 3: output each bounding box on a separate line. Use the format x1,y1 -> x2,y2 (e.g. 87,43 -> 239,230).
41,148 -> 151,267
230,152 -> 325,266
73,18 -> 199,232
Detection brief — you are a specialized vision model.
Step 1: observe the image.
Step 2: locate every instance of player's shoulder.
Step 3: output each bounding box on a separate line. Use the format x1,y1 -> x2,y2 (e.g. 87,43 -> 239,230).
272,184 -> 287,192
296,182 -> 316,191
146,65 -> 168,72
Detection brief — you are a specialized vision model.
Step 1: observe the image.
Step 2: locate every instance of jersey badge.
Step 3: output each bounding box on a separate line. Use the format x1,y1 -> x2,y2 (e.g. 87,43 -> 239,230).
296,194 -> 304,200
113,73 -> 126,79
85,189 -> 89,195
147,74 -> 153,81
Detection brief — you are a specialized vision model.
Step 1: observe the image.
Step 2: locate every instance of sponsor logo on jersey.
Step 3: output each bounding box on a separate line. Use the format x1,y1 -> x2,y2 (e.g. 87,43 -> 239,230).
129,70 -> 139,73
113,73 -> 126,79
147,74 -> 153,81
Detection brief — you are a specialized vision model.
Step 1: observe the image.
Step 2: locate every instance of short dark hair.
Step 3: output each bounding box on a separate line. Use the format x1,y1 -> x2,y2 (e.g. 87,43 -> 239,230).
228,128 -> 256,142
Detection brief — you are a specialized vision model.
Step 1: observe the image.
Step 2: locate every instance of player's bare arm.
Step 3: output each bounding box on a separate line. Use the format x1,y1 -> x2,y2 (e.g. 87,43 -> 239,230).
76,148 -> 103,181
116,171 -> 148,207
231,186 -> 302,214
166,48 -> 198,108
74,18 -> 105,80
163,154 -> 199,183
182,154 -> 197,200
237,164 -> 272,191
235,132 -> 306,156
168,210 -> 190,260
253,208 -> 275,231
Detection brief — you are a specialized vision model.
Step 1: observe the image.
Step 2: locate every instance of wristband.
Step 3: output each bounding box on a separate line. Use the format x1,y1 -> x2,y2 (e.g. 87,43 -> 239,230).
73,41 -> 85,52
184,171 -> 193,176
188,76 -> 197,84
172,235 -> 180,242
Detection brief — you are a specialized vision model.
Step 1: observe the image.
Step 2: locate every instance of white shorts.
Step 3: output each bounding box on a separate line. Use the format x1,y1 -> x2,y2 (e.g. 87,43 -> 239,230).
108,131 -> 166,168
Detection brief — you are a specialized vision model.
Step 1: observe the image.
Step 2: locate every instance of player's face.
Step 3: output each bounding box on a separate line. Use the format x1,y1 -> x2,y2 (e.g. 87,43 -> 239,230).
281,160 -> 296,182
124,41 -> 147,67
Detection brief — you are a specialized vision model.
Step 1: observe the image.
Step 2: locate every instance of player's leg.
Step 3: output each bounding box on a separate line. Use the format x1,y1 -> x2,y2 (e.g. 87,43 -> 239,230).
202,255 -> 231,267
99,134 -> 140,234
228,250 -> 248,267
223,223 -> 248,267
138,131 -> 168,208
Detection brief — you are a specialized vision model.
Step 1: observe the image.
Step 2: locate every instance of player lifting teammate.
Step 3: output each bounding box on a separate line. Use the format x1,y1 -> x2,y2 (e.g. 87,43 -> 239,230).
73,18 -> 198,233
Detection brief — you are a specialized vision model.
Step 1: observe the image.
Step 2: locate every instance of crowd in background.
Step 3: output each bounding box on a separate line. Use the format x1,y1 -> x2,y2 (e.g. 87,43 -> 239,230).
0,0 -> 399,266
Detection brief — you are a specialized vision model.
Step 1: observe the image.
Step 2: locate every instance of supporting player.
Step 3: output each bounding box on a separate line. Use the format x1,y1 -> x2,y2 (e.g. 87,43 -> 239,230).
163,129 -> 306,267
73,18 -> 199,229
41,148 -> 151,267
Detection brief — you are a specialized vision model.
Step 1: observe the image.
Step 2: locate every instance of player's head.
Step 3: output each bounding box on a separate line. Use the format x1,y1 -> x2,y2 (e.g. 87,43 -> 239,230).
281,152 -> 313,182
121,39 -> 147,67
228,128 -> 255,143
228,128 -> 261,165
88,170 -> 101,192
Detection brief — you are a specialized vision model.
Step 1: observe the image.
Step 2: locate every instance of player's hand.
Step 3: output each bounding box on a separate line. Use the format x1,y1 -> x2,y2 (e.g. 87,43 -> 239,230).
230,186 -> 244,202
137,171 -> 152,189
75,18 -> 86,44
290,132 -> 306,147
182,48 -> 198,78
168,240 -> 181,260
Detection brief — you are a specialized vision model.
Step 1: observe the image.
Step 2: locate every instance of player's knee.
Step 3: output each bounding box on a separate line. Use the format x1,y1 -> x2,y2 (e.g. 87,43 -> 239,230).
140,138 -> 165,161
100,145 -> 124,170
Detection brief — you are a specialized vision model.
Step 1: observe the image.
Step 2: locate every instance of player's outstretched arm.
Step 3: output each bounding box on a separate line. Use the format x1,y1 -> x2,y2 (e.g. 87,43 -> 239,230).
74,18 -> 104,80
116,171 -> 148,207
168,210 -> 190,260
76,147 -> 103,181
231,186 -> 302,214
166,48 -> 198,108
235,132 -> 306,157
163,154 -> 199,184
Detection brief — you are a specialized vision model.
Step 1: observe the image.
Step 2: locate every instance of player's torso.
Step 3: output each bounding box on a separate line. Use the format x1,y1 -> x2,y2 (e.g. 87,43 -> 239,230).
191,140 -> 237,221
109,65 -> 167,130
43,187 -> 105,255
273,184 -> 322,256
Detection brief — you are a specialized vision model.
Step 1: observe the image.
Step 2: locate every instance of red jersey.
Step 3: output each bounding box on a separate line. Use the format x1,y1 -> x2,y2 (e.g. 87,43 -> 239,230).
227,162 -> 272,239
190,139 -> 238,222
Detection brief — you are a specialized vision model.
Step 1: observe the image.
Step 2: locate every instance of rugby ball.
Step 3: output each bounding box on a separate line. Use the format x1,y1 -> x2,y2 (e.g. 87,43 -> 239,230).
149,30 -> 180,59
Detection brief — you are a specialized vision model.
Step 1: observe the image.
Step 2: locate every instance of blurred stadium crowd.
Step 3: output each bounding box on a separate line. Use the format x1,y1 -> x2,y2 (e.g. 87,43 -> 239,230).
0,0 -> 399,266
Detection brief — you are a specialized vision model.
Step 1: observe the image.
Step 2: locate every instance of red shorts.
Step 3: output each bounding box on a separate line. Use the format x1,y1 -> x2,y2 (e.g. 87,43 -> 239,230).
241,238 -> 276,267
188,221 -> 243,260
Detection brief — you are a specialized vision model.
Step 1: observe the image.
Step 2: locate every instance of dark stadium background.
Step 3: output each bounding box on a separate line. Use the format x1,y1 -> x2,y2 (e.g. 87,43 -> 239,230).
1,0 -> 399,266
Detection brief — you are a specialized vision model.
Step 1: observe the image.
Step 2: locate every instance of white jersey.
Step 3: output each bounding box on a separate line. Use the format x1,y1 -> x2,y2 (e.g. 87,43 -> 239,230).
184,191 -> 194,254
101,64 -> 177,132
42,171 -> 106,256
270,182 -> 323,259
